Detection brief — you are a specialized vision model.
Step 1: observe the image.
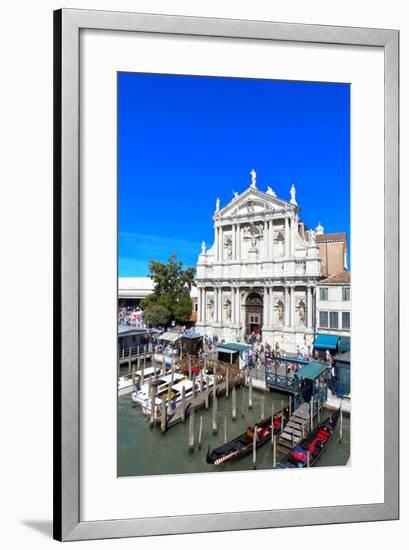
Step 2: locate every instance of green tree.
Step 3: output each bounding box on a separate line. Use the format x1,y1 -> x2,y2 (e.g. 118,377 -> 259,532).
141,254 -> 196,326
173,292 -> 193,324
143,304 -> 171,327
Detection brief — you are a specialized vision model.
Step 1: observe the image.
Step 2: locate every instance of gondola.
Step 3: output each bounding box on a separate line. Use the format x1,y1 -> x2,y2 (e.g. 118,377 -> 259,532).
279,408 -> 340,468
206,407 -> 290,465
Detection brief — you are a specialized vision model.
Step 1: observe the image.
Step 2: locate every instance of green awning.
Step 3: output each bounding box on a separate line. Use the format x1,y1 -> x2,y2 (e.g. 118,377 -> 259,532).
218,343 -> 252,352
338,336 -> 350,353
298,362 -> 328,381
313,334 -> 339,350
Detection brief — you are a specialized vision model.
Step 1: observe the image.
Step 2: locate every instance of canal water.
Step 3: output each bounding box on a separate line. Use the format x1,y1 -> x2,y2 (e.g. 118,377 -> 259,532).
118,370 -> 350,477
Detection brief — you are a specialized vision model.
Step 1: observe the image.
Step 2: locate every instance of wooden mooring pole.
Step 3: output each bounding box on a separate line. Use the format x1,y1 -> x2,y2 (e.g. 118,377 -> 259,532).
310,396 -> 314,431
160,398 -> 166,433
232,385 -> 237,420
289,394 -> 292,416
280,400 -> 284,432
188,409 -> 195,452
198,416 -> 203,450
188,355 -> 192,380
138,357 -> 143,385
181,385 -> 186,423
226,368 -> 229,399
212,397 -> 218,434
339,399 -> 343,443
242,386 -> 245,417
271,403 -> 275,447
248,375 -> 253,409
162,356 -> 166,376
252,425 -> 257,469
224,417 -> 227,443
273,434 -> 277,468
261,394 -> 265,420
205,376 -> 210,410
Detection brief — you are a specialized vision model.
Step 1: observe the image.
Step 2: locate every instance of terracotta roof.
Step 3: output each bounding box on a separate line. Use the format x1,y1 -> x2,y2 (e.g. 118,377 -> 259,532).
319,271 -> 351,284
315,232 -> 347,243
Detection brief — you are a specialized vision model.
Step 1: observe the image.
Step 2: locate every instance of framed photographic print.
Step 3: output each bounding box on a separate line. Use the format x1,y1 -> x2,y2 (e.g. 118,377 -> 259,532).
54,8 -> 399,541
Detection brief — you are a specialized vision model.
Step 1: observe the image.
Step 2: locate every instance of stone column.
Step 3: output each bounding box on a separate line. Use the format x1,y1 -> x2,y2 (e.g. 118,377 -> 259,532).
264,220 -> 268,258
232,224 -> 236,261
290,286 -> 295,327
269,220 -> 273,259
268,287 -> 272,327
285,216 -> 290,257
197,288 -> 202,323
290,216 -> 295,256
218,227 -> 223,262
218,288 -> 223,324
263,287 -> 268,327
284,286 -> 290,327
202,288 -> 206,323
230,287 -> 235,325
213,289 -> 218,323
214,225 -> 219,261
236,288 -> 241,329
237,225 -> 241,261
307,286 -> 312,328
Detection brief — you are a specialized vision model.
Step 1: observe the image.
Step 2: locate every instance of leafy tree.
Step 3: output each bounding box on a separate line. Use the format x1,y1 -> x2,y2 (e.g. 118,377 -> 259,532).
173,292 -> 193,324
143,304 -> 171,327
141,254 -> 196,326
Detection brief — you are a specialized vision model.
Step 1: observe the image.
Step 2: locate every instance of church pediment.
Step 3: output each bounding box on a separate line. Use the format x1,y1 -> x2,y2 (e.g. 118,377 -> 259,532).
216,187 -> 294,221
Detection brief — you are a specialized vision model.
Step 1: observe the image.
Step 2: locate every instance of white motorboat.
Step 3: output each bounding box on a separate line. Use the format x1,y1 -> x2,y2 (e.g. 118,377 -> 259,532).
131,373 -> 215,416
117,365 -> 161,396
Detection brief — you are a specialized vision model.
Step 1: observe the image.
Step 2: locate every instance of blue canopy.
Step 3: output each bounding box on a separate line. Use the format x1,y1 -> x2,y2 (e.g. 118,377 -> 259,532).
313,333 -> 339,351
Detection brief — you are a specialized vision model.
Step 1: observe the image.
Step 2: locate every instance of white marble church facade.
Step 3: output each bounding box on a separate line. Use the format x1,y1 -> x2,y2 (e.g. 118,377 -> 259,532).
195,172 -> 322,352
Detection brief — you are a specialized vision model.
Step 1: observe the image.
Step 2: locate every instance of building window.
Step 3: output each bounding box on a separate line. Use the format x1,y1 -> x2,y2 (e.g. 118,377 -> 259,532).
342,287 -> 350,301
342,312 -> 350,329
319,311 -> 328,328
330,311 -> 338,329
319,288 -> 328,301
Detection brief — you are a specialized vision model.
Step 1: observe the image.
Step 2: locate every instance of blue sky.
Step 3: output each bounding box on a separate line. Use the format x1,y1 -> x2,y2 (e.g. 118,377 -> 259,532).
118,73 -> 350,277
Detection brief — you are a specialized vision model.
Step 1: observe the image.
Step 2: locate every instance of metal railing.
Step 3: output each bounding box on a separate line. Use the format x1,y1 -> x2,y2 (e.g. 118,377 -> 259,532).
119,343 -> 154,359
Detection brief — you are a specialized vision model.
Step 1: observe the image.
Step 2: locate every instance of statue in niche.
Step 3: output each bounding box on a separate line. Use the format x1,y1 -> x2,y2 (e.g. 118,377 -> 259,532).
224,298 -> 232,321
275,299 -> 284,323
244,223 -> 262,253
207,298 -> 214,317
224,235 -> 232,259
297,299 -> 306,324
274,232 -> 284,257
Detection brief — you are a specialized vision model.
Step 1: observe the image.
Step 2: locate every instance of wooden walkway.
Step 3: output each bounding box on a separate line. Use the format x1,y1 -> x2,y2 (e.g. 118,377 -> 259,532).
277,402 -> 310,454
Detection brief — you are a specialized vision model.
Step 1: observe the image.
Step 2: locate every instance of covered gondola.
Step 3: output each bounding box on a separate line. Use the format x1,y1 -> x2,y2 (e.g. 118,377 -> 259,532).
279,408 -> 340,468
206,407 -> 289,465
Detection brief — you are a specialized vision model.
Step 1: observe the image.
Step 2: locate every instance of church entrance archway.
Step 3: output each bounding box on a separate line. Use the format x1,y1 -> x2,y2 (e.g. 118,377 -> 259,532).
245,291 -> 263,336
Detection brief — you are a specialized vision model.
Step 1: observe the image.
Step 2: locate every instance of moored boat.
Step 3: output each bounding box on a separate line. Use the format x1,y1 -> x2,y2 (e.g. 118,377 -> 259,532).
279,408 -> 340,468
206,407 -> 290,465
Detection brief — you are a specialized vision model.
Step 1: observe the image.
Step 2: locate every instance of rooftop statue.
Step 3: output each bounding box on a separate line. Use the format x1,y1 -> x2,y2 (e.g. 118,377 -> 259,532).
201,241 -> 206,254
290,184 -> 298,205
250,168 -> 257,188
232,190 -> 239,198
215,197 -> 220,212
266,186 -> 276,197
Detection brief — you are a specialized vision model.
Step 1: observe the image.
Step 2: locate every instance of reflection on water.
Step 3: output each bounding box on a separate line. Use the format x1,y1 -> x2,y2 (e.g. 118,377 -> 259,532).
118,383 -> 350,477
